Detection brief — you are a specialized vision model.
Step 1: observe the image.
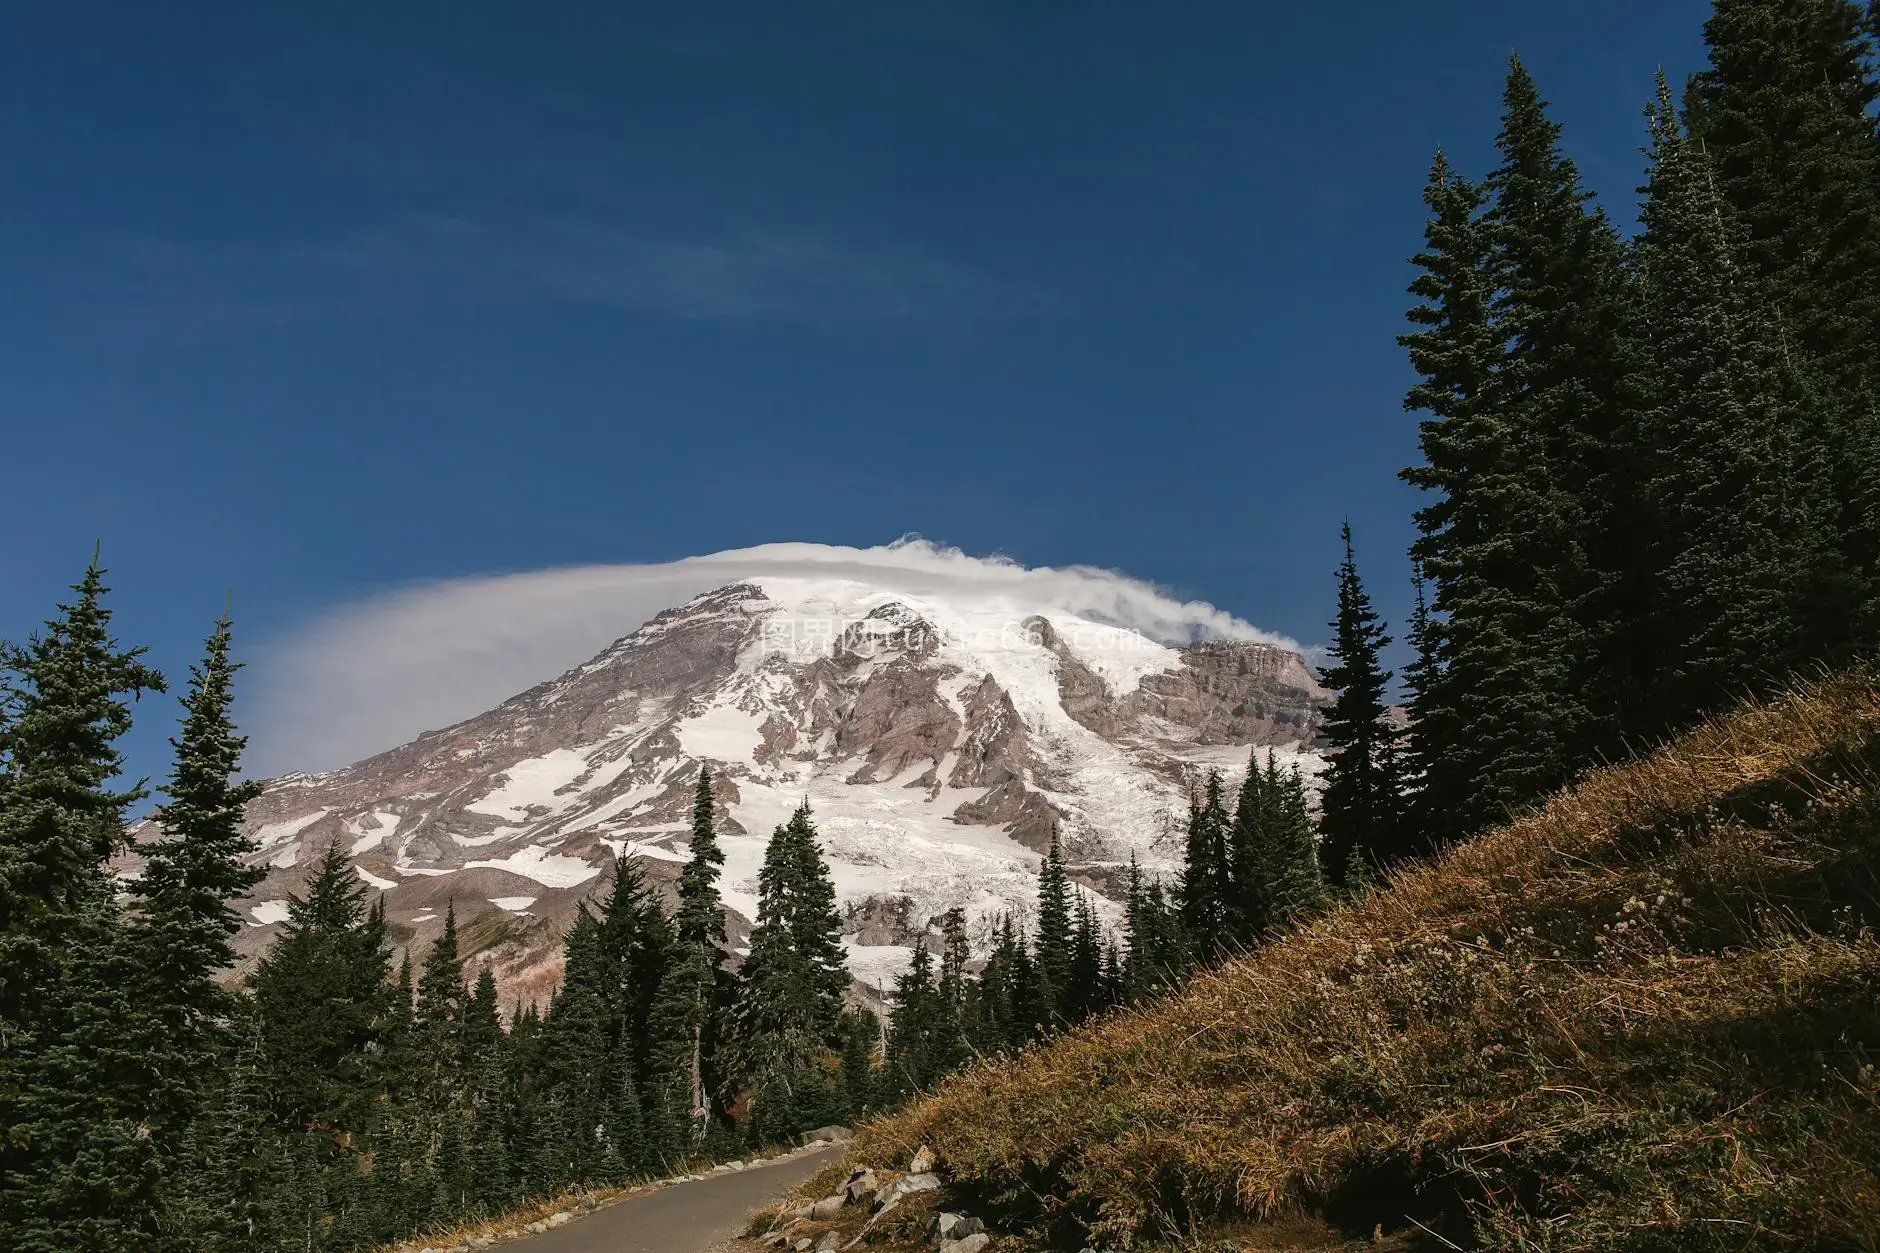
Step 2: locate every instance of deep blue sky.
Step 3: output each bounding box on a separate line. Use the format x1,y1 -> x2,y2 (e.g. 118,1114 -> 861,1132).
4,1 -> 1713,785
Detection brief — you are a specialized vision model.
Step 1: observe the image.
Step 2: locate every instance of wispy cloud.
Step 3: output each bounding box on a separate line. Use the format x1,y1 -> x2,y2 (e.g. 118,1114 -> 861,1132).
244,538 -> 1296,775
304,214 -> 1056,324
63,215 -> 1055,344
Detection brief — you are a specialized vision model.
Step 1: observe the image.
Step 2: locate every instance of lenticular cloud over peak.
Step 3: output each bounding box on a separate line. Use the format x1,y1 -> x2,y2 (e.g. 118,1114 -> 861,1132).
246,538 -> 1298,776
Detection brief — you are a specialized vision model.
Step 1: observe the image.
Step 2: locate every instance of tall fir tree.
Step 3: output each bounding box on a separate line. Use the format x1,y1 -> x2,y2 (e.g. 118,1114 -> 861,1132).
884,939 -> 940,1098
1177,772 -> 1231,952
594,853 -> 672,1123
1315,523 -> 1401,885
127,609 -> 265,1153
0,556 -> 168,1247
1631,73 -> 1844,731
930,907 -> 974,1078
1032,828 -> 1075,1019
1121,855 -> 1185,996
1481,53 -> 1630,803
248,840 -> 394,1135
1687,0 -> 1880,647
1403,60 -> 1631,839
729,804 -> 847,1141
1397,152 -> 1499,843
648,766 -> 727,1153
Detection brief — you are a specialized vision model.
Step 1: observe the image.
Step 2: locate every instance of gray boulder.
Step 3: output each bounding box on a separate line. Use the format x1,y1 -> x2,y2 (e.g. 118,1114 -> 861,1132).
940,1236 -> 990,1253
840,1167 -> 879,1202
803,1125 -> 854,1145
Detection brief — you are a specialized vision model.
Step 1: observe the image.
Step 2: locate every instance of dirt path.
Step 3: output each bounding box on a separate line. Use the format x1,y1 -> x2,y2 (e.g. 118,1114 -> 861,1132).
510,1147 -> 839,1253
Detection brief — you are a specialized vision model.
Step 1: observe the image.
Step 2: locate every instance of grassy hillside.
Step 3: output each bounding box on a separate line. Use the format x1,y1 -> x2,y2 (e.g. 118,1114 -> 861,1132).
854,671 -> 1880,1250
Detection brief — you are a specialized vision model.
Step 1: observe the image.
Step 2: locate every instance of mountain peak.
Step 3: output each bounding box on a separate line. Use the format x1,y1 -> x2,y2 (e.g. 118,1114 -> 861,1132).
201,577 -> 1328,1006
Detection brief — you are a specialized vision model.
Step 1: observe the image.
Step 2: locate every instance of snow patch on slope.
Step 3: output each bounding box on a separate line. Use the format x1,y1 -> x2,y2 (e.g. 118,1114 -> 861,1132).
463,844 -> 601,889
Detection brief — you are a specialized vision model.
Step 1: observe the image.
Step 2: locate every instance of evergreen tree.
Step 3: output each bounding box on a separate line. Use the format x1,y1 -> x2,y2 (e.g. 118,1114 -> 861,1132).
415,902 -> 467,1047
1121,855 -> 1184,997
463,966 -> 504,1065
729,804 -> 847,1142
594,853 -> 671,1124
1688,0 -> 1880,401
648,767 -> 727,1153
538,907 -> 628,1184
1481,53 -> 1630,805
127,609 -> 265,1152
1177,773 -> 1231,953
1315,523 -> 1401,885
884,939 -> 939,1098
161,1028 -> 279,1251
837,1010 -> 879,1122
1403,61 -> 1630,839
0,556 -> 168,1246
1066,894 -> 1104,1023
1396,561 -> 1439,840
1265,759 -> 1327,930
1397,152 -> 1500,842
1032,828 -> 1075,1018
1631,73 -> 1843,730
930,907 -> 974,1077
1688,0 -> 1880,648
969,917 -> 1024,1053
248,840 -> 394,1135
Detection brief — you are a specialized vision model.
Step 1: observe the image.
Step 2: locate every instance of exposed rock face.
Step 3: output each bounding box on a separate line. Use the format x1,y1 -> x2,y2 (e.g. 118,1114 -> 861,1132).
164,578 -> 1326,1006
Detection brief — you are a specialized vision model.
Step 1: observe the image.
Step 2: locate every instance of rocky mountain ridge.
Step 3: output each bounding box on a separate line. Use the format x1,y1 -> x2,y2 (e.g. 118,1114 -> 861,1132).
191,577 -> 1328,1006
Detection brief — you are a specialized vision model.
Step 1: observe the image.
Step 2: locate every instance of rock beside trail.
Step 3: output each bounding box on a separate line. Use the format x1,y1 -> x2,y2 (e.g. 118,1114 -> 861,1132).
840,1167 -> 878,1203
935,1213 -> 984,1240
909,1144 -> 936,1174
803,1124 -> 854,1145
940,1236 -> 990,1253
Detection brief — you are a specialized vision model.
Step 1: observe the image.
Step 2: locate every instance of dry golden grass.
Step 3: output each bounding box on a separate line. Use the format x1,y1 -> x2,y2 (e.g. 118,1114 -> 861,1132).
854,669 -> 1880,1250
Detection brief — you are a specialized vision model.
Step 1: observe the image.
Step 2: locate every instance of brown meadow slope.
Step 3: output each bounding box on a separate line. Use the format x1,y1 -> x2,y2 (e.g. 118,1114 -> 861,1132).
852,670 -> 1880,1249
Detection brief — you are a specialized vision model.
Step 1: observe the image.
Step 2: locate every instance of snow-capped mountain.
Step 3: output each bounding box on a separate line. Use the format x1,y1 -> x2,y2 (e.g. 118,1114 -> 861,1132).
224,577 -> 1329,1006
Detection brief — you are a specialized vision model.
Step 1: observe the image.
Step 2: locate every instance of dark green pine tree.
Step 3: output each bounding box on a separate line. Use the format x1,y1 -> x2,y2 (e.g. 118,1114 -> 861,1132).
538,907 -> 628,1186
128,609 -> 266,1156
837,1009 -> 880,1122
1177,773 -> 1231,954
1008,924 -> 1049,1043
1396,561 -> 1439,834
463,965 -> 504,1065
162,1027 -> 281,1251
1264,757 -> 1328,930
1486,53 -> 1633,791
884,939 -> 939,1098
648,766 -> 728,1153
1397,152 -> 1499,843
730,803 -> 847,1143
1687,0 -> 1880,401
968,916 -> 1023,1052
465,1035 -> 517,1214
1032,828 -> 1075,1020
593,853 -> 672,1127
1631,73 -> 1843,731
1227,749 -> 1277,938
929,907 -> 974,1078
248,840 -> 394,1135
1315,524 -> 1401,886
415,902 -> 467,1052
1688,0 -> 1880,648
1066,894 -> 1104,1023
1121,855 -> 1185,997
0,556 -> 168,1247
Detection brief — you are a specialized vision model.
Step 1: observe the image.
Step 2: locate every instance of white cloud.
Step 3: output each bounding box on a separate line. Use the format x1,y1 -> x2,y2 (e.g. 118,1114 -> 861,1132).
243,538 -> 1298,776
